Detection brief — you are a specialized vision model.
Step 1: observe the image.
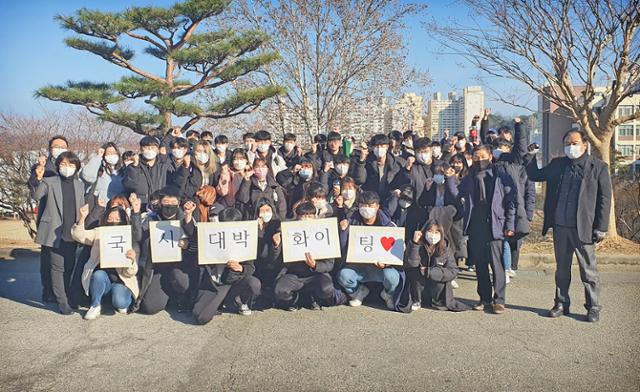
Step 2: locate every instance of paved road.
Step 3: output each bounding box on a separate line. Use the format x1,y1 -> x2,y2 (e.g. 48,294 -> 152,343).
1,251 -> 639,391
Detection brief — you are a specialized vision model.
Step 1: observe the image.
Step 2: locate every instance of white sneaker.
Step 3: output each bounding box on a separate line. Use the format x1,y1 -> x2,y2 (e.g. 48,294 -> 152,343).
507,269 -> 516,278
348,285 -> 370,307
239,304 -> 252,316
451,279 -> 459,289
84,305 -> 101,320
506,274 -> 511,284
115,308 -> 127,314
410,302 -> 421,311
380,290 -> 395,310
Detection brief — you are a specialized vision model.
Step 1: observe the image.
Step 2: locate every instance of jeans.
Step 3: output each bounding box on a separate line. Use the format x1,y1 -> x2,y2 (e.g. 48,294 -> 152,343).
337,265 -> 400,297
502,240 -> 512,271
90,270 -> 132,310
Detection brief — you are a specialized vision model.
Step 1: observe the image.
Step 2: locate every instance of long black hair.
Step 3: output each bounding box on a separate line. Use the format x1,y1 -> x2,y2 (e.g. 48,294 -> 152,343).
98,142 -> 122,176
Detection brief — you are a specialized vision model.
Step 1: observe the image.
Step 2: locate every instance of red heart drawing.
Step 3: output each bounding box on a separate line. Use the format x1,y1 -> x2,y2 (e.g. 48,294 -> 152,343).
380,237 -> 395,251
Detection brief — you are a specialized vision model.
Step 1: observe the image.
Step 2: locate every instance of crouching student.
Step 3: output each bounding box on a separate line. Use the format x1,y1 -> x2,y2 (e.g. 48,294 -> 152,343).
337,191 -> 402,310
273,203 -> 345,311
252,198 -> 283,309
400,221 -> 469,312
191,208 -> 261,325
71,204 -> 140,320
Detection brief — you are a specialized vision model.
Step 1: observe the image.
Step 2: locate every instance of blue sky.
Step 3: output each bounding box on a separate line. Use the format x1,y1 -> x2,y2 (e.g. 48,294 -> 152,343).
0,0 -> 532,118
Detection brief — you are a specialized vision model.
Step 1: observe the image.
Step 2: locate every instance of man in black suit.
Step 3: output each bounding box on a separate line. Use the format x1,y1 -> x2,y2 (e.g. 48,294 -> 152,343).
526,130 -> 612,322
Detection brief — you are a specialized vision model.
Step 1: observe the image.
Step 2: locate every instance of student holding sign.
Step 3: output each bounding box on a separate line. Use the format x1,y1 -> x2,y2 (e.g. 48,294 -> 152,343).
71,205 -> 139,320
273,203 -> 345,311
337,191 -> 402,310
401,221 -> 469,312
191,208 -> 261,324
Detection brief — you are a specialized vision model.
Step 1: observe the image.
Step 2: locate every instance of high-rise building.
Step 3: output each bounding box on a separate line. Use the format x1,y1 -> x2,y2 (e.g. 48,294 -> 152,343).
384,93 -> 424,135
426,87 -> 484,140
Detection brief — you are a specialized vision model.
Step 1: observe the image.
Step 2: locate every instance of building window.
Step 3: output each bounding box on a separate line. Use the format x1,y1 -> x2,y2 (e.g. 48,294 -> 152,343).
618,105 -> 635,118
618,124 -> 634,136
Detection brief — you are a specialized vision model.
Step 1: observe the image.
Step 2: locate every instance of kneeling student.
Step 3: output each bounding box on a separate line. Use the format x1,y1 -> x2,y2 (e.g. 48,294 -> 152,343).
402,221 -> 469,312
273,202 -> 344,311
72,204 -> 139,320
191,208 -> 262,325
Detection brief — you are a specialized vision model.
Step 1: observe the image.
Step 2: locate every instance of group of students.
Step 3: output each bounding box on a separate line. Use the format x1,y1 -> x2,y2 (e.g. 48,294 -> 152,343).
29,107 -> 611,324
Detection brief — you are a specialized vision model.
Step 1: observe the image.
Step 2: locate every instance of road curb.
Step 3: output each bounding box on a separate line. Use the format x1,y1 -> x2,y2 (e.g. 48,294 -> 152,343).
519,254 -> 640,268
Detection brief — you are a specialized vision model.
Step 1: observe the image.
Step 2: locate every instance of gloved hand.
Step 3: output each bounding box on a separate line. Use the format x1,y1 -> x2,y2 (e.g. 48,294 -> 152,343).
527,143 -> 540,154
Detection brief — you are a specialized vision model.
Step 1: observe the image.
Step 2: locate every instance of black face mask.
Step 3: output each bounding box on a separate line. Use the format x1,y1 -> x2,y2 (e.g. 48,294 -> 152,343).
104,221 -> 122,226
160,205 -> 179,220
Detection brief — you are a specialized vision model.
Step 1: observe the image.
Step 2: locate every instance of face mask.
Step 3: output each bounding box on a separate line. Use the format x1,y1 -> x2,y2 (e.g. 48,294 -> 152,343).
476,159 -> 491,170
51,148 -> 67,159
244,142 -> 254,151
564,144 -> 584,160
216,145 -> 227,153
359,206 -> 377,220
284,142 -> 295,152
492,149 -> 503,160
313,199 -> 327,210
259,211 -> 273,223
233,160 -> 247,171
299,168 -> 313,179
425,232 -> 441,245
172,149 -> 186,159
398,199 -> 412,209
104,221 -> 122,227
432,147 -> 442,158
403,139 -> 413,148
416,152 -> 431,164
335,164 -> 349,176
254,167 -> 268,179
466,159 -> 473,167
104,154 -> 119,166
433,174 -> 445,184
373,147 -> 387,159
256,143 -> 269,153
59,166 -> 76,178
124,160 -> 133,167
195,152 -> 209,164
160,205 -> 179,219
456,140 -> 466,149
142,149 -> 158,160
342,189 -> 356,200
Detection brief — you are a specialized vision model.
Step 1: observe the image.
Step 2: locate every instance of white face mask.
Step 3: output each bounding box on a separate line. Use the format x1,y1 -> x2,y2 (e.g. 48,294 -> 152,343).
233,160 -> 247,171
342,189 -> 356,200
359,206 -> 377,220
104,154 -> 119,166
172,149 -> 186,159
425,232 -> 441,245
256,143 -> 269,153
195,152 -> 210,164
299,168 -> 313,179
466,159 -> 473,167
433,174 -> 445,184
492,149 -> 503,160
335,164 -> 349,176
432,147 -> 442,158
284,142 -> 295,152
564,144 -> 585,160
59,166 -> 76,178
398,199 -> 412,209
416,152 -> 431,164
403,139 -> 413,148
373,147 -> 387,159
456,140 -> 466,149
216,144 -> 227,153
142,149 -> 158,160
259,211 -> 273,223
51,148 -> 67,159
313,199 -> 327,210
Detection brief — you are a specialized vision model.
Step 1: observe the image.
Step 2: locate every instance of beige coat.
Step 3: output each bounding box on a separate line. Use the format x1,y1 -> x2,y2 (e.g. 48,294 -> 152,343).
71,223 -> 139,300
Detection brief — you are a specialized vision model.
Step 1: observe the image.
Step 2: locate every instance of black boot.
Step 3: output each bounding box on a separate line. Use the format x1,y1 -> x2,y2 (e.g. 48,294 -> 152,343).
548,303 -> 570,318
586,308 -> 600,323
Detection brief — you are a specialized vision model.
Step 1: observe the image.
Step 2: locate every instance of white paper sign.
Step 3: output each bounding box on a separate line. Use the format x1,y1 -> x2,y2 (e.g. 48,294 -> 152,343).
281,217 -> 341,263
346,226 -> 405,266
197,220 -> 258,264
149,220 -> 183,263
98,225 -> 133,268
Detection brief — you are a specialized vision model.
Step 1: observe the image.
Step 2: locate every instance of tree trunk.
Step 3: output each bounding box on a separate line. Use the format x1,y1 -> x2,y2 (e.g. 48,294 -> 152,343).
592,129 -> 619,238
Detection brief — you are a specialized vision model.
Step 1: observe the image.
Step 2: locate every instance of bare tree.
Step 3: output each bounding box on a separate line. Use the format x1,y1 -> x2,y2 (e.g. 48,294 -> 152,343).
230,0 -> 429,138
431,0 -> 640,237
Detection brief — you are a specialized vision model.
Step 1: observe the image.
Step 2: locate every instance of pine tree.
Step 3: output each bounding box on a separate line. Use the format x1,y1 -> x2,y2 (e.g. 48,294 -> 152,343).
36,0 -> 284,136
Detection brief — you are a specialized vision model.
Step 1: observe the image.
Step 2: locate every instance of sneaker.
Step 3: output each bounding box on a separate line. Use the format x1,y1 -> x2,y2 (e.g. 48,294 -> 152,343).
310,300 -> 322,311
287,305 -> 299,312
380,290 -> 395,310
493,303 -> 506,314
115,308 -> 128,314
239,304 -> 252,316
467,265 -> 475,273
505,274 -> 511,284
507,269 -> 516,278
472,301 -> 490,311
451,279 -> 459,289
410,302 -> 421,311
348,285 -> 370,307
84,305 -> 101,320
